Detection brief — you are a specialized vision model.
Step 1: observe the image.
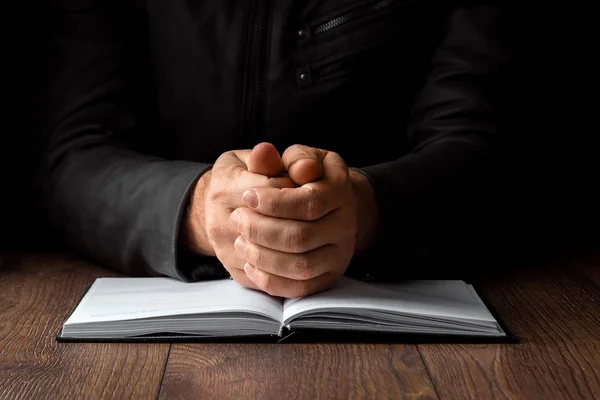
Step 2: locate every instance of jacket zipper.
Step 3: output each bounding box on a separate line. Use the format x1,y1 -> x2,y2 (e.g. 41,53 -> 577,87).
242,0 -> 270,147
312,0 -> 401,36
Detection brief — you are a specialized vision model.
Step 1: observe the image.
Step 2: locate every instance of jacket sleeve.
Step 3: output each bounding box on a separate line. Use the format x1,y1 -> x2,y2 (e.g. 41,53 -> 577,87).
353,6 -> 515,279
35,1 -> 224,281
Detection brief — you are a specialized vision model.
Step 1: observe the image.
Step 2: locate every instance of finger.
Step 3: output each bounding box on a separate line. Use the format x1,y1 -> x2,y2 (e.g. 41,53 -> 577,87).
208,169 -> 296,211
244,262 -> 339,298
234,173 -> 297,196
219,150 -> 289,187
247,142 -> 283,178
228,268 -> 260,290
261,175 -> 298,190
240,150 -> 351,220
219,148 -> 289,187
282,145 -> 325,185
211,175 -> 295,210
241,184 -> 340,221
223,149 -> 252,168
288,159 -> 322,186
231,171 -> 296,195
230,207 -> 354,253
235,235 -> 336,280
320,150 -> 349,184
211,230 -> 260,290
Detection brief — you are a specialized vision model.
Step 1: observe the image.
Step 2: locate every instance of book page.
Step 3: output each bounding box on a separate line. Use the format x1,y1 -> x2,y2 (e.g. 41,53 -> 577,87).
65,277 -> 283,325
282,277 -> 496,325
368,280 -> 484,304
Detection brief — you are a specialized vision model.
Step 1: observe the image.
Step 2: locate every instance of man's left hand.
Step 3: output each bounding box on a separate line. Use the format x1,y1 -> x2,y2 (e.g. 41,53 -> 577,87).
230,146 -> 359,298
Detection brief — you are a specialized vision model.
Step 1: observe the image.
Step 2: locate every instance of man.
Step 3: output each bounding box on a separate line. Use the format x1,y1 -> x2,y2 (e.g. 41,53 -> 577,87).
36,1 -> 514,297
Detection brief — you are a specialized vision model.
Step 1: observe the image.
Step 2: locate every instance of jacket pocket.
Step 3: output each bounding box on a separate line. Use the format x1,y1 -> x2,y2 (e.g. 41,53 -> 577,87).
294,0 -> 433,89
309,0 -> 416,39
295,42 -> 395,88
296,0 -> 418,48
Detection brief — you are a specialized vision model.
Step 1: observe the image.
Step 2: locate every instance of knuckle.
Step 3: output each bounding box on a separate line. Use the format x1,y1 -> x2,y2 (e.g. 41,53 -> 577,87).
259,274 -> 276,296
206,186 -> 222,203
303,193 -> 321,220
296,280 -> 312,298
329,150 -> 345,167
236,211 -> 256,239
264,197 -> 280,216
207,223 -> 225,239
247,244 -> 263,267
245,218 -> 259,241
288,144 -> 303,154
222,150 -> 236,159
293,255 -> 313,279
285,224 -> 310,252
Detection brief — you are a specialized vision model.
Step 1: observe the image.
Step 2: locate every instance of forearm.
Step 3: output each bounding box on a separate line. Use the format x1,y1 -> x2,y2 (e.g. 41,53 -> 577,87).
36,1 -> 224,281
349,168 -> 380,254
353,7 -> 514,276
41,138 -> 211,279
180,169 -> 217,257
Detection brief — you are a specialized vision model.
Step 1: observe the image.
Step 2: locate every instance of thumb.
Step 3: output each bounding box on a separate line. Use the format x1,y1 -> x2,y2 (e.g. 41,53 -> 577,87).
247,142 -> 283,178
282,144 -> 325,186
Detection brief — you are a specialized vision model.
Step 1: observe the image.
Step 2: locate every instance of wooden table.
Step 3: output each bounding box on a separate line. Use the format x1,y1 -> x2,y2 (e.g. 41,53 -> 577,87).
1,252 -> 599,399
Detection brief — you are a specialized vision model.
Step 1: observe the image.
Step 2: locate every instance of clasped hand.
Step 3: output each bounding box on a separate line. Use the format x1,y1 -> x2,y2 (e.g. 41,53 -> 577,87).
231,144 -> 358,298
185,142 -> 359,298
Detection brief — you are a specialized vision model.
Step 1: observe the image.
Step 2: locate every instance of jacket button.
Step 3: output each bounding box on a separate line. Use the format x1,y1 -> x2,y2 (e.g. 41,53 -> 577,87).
296,67 -> 312,87
297,29 -> 307,38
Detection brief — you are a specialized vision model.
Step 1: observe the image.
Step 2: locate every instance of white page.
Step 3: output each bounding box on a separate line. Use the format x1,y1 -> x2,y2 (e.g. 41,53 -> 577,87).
65,278 -> 283,325
369,280 -> 483,305
282,277 -> 497,325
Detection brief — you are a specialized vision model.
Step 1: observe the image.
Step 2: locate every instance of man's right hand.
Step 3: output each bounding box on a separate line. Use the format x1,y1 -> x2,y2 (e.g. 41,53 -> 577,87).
182,143 -> 298,288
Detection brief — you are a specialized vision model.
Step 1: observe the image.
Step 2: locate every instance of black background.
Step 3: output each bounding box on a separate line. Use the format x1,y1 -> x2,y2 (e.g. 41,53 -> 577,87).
2,5 -> 597,264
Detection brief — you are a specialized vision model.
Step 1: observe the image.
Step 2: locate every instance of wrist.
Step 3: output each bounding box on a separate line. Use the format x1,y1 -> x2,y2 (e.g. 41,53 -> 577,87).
349,168 -> 380,254
181,169 -> 216,257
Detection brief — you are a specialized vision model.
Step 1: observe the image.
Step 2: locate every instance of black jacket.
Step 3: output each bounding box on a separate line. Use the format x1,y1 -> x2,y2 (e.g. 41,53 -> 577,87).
36,0 -> 515,281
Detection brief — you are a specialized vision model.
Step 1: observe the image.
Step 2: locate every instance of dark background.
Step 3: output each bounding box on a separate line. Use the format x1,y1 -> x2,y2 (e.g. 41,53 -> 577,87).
2,6 -> 597,263
3,2 -> 55,251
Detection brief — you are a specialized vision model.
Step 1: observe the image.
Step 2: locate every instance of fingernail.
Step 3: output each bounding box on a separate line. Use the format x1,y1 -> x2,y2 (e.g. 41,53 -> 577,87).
242,190 -> 258,208
230,208 -> 241,225
234,236 -> 246,254
244,262 -> 255,277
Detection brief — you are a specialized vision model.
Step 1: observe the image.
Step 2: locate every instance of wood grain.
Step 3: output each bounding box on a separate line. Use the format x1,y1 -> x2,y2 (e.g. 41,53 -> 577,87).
159,343 -> 438,399
418,262 -> 600,400
0,253 -> 170,400
3,251 -> 600,399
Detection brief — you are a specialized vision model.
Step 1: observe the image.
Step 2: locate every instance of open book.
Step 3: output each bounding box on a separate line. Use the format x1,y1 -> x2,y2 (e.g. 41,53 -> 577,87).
58,277 -> 507,342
